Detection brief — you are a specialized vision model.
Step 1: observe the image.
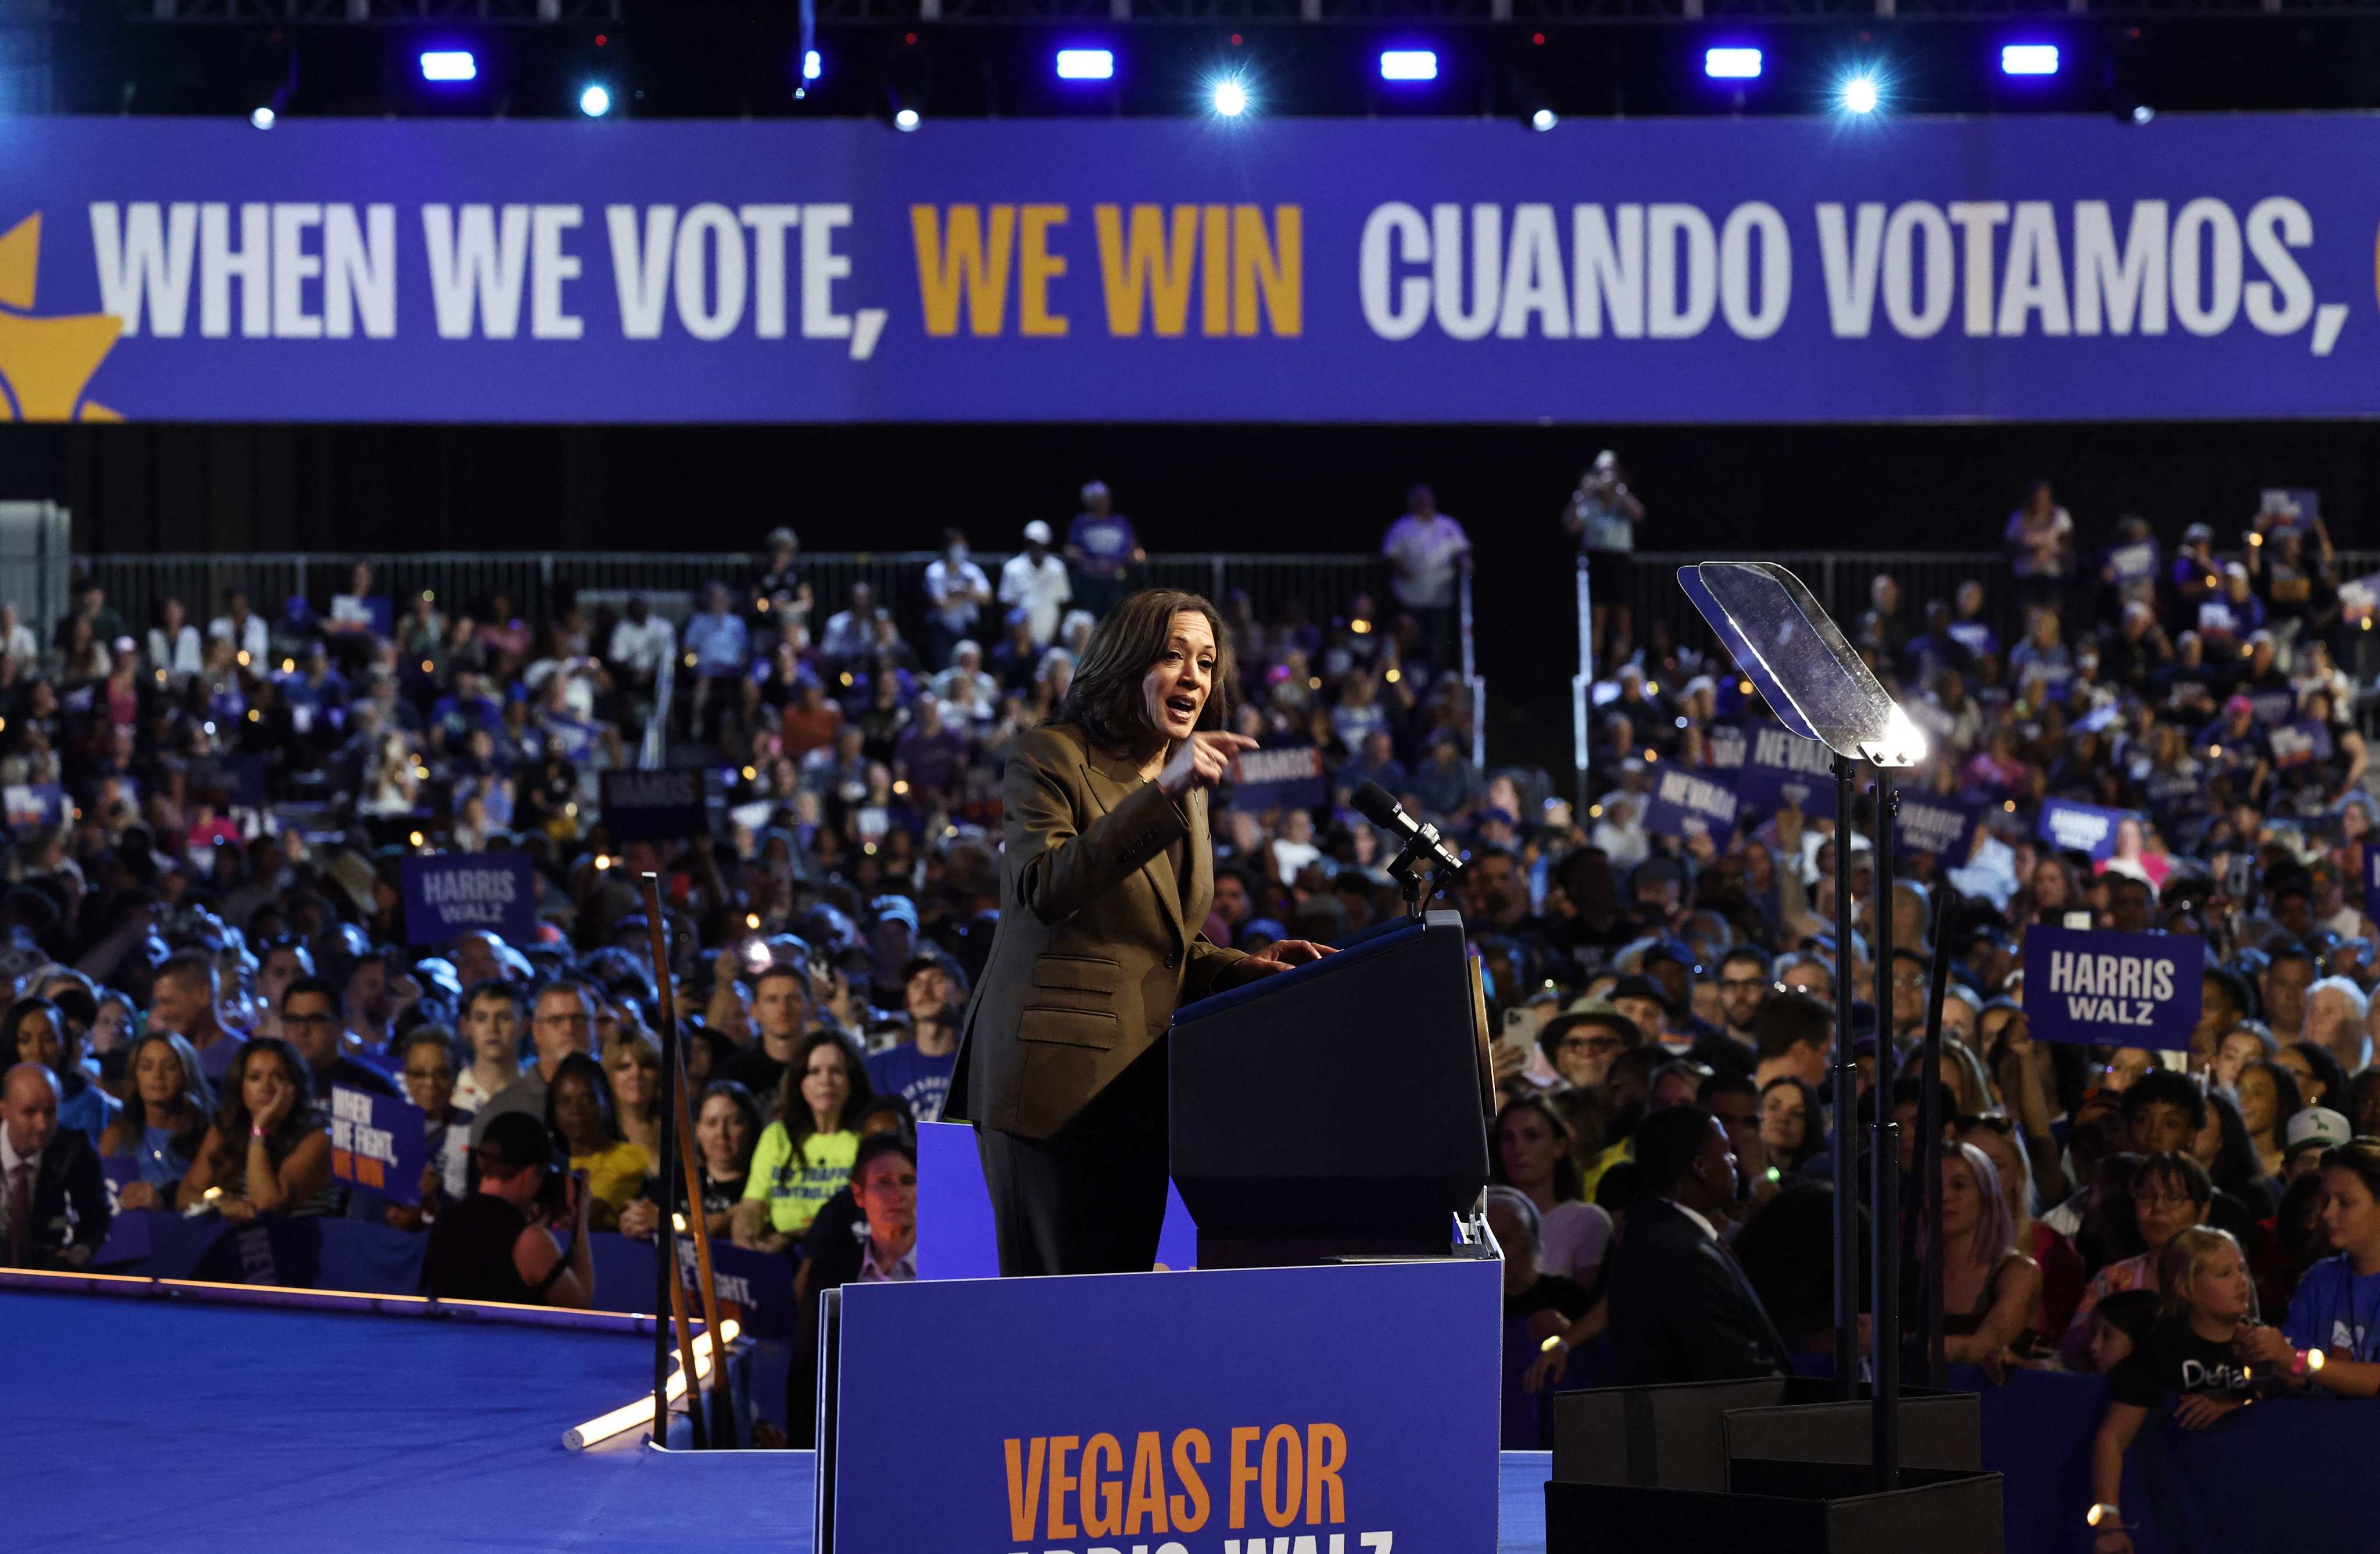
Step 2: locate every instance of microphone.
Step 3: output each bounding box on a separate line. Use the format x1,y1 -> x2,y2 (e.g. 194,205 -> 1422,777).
1352,781 -> 1467,876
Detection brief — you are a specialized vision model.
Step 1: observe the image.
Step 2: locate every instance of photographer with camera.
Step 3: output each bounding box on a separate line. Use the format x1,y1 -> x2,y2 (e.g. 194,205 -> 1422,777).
420,1110 -> 593,1308
1561,450 -> 1645,665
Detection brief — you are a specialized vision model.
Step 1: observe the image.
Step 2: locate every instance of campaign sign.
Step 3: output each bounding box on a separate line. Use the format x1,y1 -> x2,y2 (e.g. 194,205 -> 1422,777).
2245,687 -> 2297,726
2022,927 -> 2205,1052
1705,723 -> 1747,771
2038,798 -> 2135,862
2106,539 -> 2161,584
401,851 -> 538,947
3,783 -> 66,828
2270,721 -> 2333,769
1730,722 -> 1833,814
599,767 -> 710,843
1897,793 -> 1981,860
821,1256 -> 1499,1554
1642,765 -> 1739,841
1228,744 -> 1327,814
328,1084 -> 427,1208
94,1156 -> 151,1266
674,1235 -> 798,1340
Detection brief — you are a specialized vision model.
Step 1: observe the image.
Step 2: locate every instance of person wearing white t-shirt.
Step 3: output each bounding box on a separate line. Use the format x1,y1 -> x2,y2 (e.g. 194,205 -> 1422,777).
1382,485 -> 1472,671
1,602 -> 40,666
208,590 -> 273,666
998,521 -> 1073,648
922,530 -> 993,672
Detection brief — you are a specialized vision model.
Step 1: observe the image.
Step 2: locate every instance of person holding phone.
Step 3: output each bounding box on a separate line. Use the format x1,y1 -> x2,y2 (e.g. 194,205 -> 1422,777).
421,1110 -> 592,1308
946,590 -> 1333,1276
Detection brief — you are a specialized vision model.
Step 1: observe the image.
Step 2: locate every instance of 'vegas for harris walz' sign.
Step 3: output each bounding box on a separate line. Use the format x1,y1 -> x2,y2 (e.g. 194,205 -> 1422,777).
8,115 -> 2380,423
818,1259 -> 1500,1554
2021,925 -> 2206,1052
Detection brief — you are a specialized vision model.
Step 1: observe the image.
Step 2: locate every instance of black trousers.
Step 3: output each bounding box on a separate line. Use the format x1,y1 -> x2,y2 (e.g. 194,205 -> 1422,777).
975,1041 -> 1171,1277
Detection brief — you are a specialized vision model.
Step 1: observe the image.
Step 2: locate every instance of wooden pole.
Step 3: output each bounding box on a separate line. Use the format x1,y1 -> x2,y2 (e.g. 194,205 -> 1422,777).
642,873 -> 733,1443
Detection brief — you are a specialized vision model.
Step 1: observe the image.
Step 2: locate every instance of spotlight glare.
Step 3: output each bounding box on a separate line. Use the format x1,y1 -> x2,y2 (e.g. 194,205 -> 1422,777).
2000,44 -> 2059,76
1841,75 -> 1879,113
894,106 -> 921,130
2130,103 -> 2155,124
1530,107 -> 1558,131
1704,47 -> 1763,80
578,83 -> 612,117
249,106 -> 276,130
803,49 -> 822,81
420,50 -> 478,83
1211,77 -> 1248,116
1379,49 -> 1439,82
1055,48 -> 1115,81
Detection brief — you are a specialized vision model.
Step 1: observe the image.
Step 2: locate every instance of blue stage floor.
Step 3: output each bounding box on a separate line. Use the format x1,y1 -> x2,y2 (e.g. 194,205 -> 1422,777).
9,1292 -> 1551,1554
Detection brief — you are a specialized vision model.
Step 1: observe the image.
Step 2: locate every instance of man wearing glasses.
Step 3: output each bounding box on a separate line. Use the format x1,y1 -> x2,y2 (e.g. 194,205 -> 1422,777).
470,981 -> 598,1146
1536,1001 -> 1644,1091
279,977 -> 398,1103
1714,948 -> 1773,1055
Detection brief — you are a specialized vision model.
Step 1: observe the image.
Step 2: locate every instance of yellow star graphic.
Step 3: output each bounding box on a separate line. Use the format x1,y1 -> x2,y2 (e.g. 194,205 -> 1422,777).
0,213 -> 124,422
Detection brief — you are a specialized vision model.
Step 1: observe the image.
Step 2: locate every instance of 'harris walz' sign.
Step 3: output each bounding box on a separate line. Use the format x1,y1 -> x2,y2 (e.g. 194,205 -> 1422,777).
1229,745 -> 1327,814
401,852 -> 538,946
2021,926 -> 2204,1052
600,769 -> 713,843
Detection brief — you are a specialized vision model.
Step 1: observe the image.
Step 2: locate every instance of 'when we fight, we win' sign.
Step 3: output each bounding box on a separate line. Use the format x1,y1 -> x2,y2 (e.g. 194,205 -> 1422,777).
2021,926 -> 2205,1052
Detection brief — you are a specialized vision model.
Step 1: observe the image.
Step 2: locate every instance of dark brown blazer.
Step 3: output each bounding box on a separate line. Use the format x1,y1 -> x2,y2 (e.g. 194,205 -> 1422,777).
946,722 -> 1246,1140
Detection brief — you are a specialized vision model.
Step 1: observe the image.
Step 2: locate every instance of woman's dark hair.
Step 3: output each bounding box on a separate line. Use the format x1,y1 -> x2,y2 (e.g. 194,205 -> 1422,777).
1491,1095 -> 1584,1203
1050,588 -> 1236,752
3,996 -> 72,1067
207,1035 -> 320,1180
2081,1151 -> 2145,1269
543,1052 -> 622,1153
2132,1149 -> 2214,1209
2285,1041 -> 2352,1113
696,1079 -> 767,1179
2238,1059 -> 2307,1149
851,1130 -> 917,1183
2348,1071 -> 2380,1138
2199,1090 -> 2272,1206
1758,1076 -> 1826,1171
2092,1288 -> 2160,1346
776,1030 -> 875,1146
120,1031 -> 213,1160
2272,1168 -> 2334,1276
1734,1180 -> 1861,1351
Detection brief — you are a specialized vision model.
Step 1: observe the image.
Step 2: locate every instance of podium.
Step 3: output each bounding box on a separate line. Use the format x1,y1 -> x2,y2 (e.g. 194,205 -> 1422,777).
1169,909 -> 1493,1269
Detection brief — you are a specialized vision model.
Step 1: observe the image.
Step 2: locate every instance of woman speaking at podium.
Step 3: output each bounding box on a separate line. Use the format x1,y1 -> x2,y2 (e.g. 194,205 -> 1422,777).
946,590 -> 1330,1276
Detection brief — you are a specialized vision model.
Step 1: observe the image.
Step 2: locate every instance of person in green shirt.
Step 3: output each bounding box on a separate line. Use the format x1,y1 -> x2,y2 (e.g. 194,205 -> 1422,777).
733,1030 -> 872,1255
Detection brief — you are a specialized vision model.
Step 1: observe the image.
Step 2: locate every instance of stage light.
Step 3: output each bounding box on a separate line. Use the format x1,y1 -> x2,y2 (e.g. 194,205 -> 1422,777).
1840,75 -> 1879,113
1530,108 -> 1558,131
803,49 -> 822,81
1210,76 -> 1248,116
1379,49 -> 1438,82
420,50 -> 478,83
1705,47 -> 1763,80
249,106 -> 275,130
2129,103 -> 2154,124
894,106 -> 921,130
578,83 -> 612,117
1056,48 -> 1114,80
2000,44 -> 2059,76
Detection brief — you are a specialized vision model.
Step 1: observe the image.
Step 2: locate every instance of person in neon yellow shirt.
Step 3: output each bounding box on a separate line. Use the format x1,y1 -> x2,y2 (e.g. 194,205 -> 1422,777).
733,1031 -> 871,1255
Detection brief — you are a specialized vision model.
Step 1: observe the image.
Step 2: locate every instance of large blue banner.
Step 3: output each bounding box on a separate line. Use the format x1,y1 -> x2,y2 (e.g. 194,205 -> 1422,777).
826,1258 -> 1501,1554
5,116 -> 2380,422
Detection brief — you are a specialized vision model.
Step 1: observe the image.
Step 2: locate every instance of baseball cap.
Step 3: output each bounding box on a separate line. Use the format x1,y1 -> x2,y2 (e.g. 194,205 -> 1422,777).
2285,1106 -> 2351,1160
871,894 -> 920,933
1023,520 -> 1054,545
2184,522 -> 2215,544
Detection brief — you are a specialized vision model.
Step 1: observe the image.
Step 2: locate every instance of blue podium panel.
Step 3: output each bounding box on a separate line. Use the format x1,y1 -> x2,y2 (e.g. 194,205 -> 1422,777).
915,1117 -> 1199,1280
820,1258 -> 1503,1554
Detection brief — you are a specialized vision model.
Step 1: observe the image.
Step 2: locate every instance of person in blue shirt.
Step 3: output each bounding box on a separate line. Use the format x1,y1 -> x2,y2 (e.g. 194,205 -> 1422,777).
2243,1137 -> 2380,1397
96,1032 -> 213,1210
429,671 -> 506,757
6,996 -> 118,1147
684,580 -> 751,742
1064,480 -> 1141,621
864,955 -> 965,1123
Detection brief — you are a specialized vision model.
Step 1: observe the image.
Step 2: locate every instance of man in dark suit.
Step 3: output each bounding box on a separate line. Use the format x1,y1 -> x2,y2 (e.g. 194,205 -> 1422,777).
1,1062 -> 109,1269
1604,1103 -> 1792,1385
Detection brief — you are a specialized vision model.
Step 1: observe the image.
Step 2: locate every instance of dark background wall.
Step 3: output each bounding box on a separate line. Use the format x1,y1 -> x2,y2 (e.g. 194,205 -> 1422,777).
10,416 -> 2377,770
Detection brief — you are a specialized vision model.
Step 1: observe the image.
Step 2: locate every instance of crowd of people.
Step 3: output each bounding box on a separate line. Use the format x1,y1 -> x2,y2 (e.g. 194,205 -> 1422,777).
2,471 -> 2376,1500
